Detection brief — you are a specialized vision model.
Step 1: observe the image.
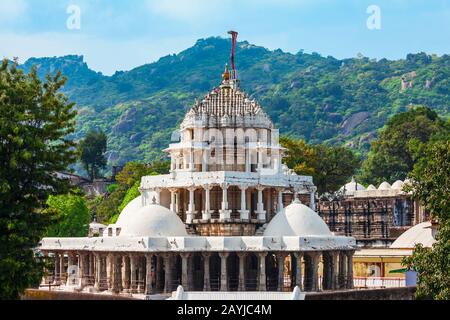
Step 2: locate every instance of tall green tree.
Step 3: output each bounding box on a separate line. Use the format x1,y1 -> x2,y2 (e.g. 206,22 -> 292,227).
310,144 -> 361,194
281,136 -> 361,194
46,193 -> 90,238
361,106 -> 448,185
403,139 -> 450,300
0,60 -> 77,299
79,130 -> 107,181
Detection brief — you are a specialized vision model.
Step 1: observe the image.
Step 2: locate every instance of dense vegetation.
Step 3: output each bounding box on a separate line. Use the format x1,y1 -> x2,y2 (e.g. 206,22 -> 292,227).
360,106 -> 449,185
17,37 -> 450,168
79,130 -> 108,180
88,161 -> 170,224
0,60 -> 78,299
403,138 -> 450,300
281,137 -> 361,194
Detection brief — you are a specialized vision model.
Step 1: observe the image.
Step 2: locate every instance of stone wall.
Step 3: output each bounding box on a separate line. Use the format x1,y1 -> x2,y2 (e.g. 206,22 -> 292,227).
305,287 -> 416,300
22,289 -> 138,301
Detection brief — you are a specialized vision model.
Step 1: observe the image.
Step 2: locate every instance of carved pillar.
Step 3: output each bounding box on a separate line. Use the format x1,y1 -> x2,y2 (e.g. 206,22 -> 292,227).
112,255 -> 122,294
277,253 -> 287,292
89,254 -> 95,286
186,187 -> 196,224
219,252 -> 229,291
305,252 -> 320,292
238,185 -> 250,221
203,253 -> 211,291
294,252 -> 303,291
258,252 -> 267,291
130,254 -> 137,293
219,184 -> 231,221
106,254 -> 113,291
331,251 -> 339,290
339,251 -> 347,289
78,253 -> 86,289
276,188 -> 284,213
237,253 -> 247,291
180,253 -> 191,290
156,256 -> 163,291
203,185 -> 213,221
121,255 -> 130,292
346,251 -> 354,289
145,254 -> 154,295
54,253 -> 60,284
256,186 -> 266,223
94,254 -> 101,291
164,254 -> 173,293
310,187 -> 317,211
138,257 -> 145,293
169,188 -> 177,213
60,253 -> 65,284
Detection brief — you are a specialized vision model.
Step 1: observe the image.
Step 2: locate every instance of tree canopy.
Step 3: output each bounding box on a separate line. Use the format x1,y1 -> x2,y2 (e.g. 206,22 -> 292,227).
89,161 -> 170,224
361,106 -> 448,185
280,137 -> 361,194
45,193 -> 90,238
403,138 -> 450,300
0,60 -> 77,299
79,130 -> 107,181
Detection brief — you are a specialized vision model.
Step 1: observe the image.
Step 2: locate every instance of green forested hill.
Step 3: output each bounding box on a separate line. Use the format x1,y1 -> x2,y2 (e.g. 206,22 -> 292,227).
18,37 -> 450,166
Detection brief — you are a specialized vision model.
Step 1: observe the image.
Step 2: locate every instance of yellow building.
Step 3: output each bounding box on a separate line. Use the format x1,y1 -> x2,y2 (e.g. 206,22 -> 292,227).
353,222 -> 436,288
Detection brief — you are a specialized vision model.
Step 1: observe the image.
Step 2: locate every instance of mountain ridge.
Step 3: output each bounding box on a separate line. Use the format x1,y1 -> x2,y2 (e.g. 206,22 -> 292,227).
16,36 -> 450,167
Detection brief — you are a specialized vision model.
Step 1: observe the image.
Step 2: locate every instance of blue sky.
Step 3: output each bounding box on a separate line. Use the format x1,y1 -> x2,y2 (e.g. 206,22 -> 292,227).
1,0 -> 449,75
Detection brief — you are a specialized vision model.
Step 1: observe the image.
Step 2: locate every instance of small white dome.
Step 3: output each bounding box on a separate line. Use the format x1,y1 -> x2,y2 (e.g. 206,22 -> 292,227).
378,182 -> 392,190
116,196 -> 143,226
118,204 -> 188,237
340,178 -> 366,195
391,222 -> 436,249
367,185 -> 377,191
264,200 -> 332,237
392,180 -> 405,190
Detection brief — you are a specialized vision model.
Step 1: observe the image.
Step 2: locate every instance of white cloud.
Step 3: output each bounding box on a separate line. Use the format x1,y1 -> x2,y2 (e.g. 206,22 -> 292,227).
0,0 -> 28,23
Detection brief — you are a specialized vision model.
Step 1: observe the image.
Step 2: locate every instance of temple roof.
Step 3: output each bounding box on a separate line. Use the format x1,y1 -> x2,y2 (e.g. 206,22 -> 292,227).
186,67 -> 267,118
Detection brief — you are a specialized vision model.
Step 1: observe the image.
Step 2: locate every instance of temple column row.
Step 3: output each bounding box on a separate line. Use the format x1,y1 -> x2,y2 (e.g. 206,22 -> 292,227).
171,185 -> 287,224
45,250 -> 355,294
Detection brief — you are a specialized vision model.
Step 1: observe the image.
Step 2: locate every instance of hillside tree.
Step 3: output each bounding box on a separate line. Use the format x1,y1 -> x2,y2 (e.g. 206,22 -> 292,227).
0,60 -> 77,299
79,130 -> 107,181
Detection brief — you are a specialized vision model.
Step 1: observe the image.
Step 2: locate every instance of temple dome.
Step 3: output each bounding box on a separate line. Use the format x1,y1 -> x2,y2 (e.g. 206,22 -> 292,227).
378,181 -> 392,190
392,180 -> 405,190
118,204 -> 188,237
264,200 -> 332,237
367,184 -> 377,191
115,196 -> 143,226
340,178 -> 366,195
391,222 -> 436,249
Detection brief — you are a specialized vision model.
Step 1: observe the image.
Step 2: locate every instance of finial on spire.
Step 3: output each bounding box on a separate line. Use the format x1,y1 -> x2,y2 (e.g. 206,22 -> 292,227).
222,63 -> 231,81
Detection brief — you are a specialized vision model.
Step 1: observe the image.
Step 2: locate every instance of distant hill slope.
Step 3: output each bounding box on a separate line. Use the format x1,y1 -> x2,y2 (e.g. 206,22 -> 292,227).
18,37 -> 450,166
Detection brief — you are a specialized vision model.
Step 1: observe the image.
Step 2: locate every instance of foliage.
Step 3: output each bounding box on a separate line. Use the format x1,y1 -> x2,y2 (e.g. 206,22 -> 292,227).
89,161 -> 168,224
17,39 -> 450,167
281,136 -> 361,194
310,144 -> 362,194
0,60 -> 77,299
45,193 -> 90,238
361,106 -> 448,185
403,139 -> 450,300
106,183 -> 119,194
79,129 -> 107,181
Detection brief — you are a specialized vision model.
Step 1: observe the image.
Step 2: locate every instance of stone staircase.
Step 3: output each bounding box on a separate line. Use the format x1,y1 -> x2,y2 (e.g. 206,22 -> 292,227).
255,224 -> 268,236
